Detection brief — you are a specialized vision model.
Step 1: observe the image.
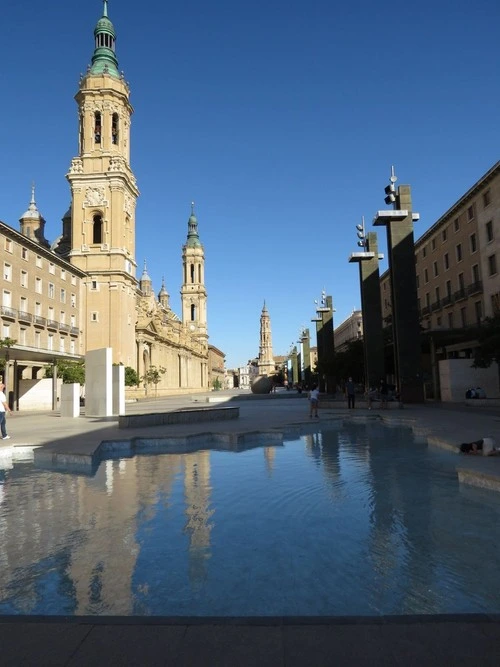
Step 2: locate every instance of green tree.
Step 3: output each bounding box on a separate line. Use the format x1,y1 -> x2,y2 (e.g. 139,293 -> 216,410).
45,360 -> 85,384
0,337 -> 17,374
124,366 -> 139,386
333,339 -> 365,385
473,315 -> 500,368
212,376 -> 222,391
141,365 -> 167,396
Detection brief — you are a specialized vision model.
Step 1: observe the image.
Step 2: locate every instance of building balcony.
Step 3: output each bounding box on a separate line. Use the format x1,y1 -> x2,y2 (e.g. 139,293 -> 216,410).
33,315 -> 46,327
46,319 -> 59,330
70,326 -> 79,336
1,305 -> 17,320
441,294 -> 454,307
431,300 -> 441,312
18,310 -> 33,323
454,288 -> 467,302
59,323 -> 71,333
467,280 -> 483,296
420,305 -> 431,316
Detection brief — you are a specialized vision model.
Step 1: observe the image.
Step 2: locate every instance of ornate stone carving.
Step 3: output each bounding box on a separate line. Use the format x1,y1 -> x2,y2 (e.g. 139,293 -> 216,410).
84,186 -> 105,207
124,193 -> 135,216
108,156 -> 125,172
69,158 -> 84,174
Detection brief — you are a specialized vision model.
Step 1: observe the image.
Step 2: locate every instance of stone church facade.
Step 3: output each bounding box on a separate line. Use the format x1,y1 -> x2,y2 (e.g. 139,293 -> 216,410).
0,2 -> 217,405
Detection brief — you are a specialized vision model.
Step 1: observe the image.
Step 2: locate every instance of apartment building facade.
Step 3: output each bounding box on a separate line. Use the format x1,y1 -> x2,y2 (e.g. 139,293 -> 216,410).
380,162 -> 500,351
334,310 -> 363,351
0,220 -> 85,379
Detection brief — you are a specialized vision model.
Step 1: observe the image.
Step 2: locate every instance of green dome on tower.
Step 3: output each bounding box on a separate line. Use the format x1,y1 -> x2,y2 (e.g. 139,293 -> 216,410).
90,0 -> 120,77
185,202 -> 203,248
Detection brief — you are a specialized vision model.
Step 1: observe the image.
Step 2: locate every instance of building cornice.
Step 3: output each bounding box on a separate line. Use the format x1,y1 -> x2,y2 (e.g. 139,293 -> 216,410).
415,160 -> 500,249
0,220 -> 87,277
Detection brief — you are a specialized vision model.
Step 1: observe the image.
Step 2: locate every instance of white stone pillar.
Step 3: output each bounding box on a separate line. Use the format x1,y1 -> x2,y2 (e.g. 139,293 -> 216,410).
112,364 -> 125,415
85,348 -> 113,417
60,383 -> 80,418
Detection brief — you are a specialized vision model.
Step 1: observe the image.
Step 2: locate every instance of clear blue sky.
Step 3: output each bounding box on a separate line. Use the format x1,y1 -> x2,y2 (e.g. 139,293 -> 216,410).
1,0 -> 498,368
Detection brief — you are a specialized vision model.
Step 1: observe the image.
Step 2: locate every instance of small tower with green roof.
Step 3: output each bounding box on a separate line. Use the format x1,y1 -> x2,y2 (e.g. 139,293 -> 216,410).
181,203 -> 208,347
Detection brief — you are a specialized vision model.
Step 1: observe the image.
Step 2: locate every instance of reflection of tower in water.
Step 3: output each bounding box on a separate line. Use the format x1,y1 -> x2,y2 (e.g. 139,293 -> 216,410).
183,451 -> 215,587
264,446 -> 276,474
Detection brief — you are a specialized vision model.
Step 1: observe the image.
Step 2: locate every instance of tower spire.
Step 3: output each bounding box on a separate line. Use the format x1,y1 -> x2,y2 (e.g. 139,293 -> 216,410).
90,0 -> 119,77
258,302 -> 274,376
186,202 -> 202,248
19,183 -> 49,247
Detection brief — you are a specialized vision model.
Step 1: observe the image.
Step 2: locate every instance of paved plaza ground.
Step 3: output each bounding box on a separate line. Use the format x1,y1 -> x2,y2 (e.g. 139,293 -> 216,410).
1,389 -> 500,665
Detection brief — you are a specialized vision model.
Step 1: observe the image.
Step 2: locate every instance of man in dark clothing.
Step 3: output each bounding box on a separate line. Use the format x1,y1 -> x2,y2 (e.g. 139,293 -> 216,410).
345,377 -> 355,409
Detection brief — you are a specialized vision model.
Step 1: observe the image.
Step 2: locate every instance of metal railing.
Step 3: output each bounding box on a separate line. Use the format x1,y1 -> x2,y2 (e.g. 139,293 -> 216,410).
467,280 -> 483,296
18,310 -> 33,323
0,305 -> 16,318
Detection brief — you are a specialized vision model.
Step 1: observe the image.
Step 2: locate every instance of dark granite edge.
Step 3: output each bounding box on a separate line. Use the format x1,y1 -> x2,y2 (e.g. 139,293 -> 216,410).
1,613 -> 499,626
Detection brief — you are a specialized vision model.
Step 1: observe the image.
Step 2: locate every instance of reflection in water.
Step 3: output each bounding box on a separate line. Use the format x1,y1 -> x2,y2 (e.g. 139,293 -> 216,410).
183,453 -> 214,589
1,427 -> 500,616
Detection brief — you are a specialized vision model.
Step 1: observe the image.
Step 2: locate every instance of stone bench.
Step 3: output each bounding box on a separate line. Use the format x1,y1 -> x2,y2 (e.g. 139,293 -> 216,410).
119,406 -> 239,429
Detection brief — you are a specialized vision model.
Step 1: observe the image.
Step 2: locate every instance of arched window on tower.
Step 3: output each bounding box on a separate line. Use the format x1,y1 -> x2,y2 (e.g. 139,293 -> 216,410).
94,112 -> 102,144
191,304 -> 196,321
112,113 -> 119,145
190,264 -> 195,283
198,264 -> 202,283
92,214 -> 103,244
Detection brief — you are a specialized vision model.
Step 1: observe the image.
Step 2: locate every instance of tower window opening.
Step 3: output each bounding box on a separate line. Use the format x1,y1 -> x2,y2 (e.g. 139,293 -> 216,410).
112,113 -> 119,145
198,265 -> 202,283
190,264 -> 195,283
94,112 -> 102,143
191,304 -> 196,321
92,214 -> 103,244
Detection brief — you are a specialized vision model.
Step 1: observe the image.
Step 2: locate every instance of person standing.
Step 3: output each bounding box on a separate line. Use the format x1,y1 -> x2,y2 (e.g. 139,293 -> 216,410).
0,382 -> 13,440
345,377 -> 355,409
308,384 -> 320,418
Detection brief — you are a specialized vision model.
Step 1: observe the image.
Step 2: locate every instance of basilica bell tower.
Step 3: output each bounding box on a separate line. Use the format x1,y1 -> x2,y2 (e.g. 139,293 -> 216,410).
65,0 -> 139,366
181,204 -> 208,347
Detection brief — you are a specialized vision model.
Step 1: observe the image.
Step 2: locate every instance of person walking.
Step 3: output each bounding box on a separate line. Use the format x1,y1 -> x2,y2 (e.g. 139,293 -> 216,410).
0,382 -> 13,440
345,377 -> 356,409
308,384 -> 320,418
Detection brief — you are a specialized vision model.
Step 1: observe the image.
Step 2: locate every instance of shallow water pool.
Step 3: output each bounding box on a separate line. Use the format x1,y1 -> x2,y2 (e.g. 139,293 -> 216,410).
1,423 -> 499,616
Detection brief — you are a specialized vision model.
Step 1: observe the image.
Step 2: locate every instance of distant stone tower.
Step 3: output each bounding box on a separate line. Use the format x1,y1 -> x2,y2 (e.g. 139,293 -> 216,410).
64,0 -> 139,366
19,185 -> 50,248
258,301 -> 275,376
181,203 -> 208,347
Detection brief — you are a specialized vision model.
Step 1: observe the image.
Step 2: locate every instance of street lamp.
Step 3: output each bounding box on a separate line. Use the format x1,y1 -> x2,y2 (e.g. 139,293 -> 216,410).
356,217 -> 367,247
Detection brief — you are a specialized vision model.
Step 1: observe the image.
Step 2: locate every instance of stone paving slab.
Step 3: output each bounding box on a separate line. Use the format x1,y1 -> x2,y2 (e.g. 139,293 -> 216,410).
1,618 -> 500,666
